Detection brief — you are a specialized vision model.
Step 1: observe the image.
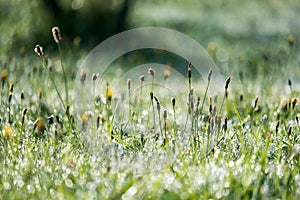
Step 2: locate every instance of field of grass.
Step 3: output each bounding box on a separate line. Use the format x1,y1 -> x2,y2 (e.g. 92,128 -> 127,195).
1,1 -> 300,200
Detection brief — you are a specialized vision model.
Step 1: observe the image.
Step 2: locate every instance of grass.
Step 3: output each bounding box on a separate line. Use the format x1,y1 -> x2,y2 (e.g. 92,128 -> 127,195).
1,28 -> 300,200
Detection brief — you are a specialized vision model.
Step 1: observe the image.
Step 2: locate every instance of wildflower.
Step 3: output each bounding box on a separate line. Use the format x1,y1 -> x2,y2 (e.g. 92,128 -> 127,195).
164,69 -> 171,80
38,89 -> 43,100
1,69 -> 7,88
52,26 -> 61,43
34,44 -> 44,57
291,97 -> 298,109
106,88 -> 113,102
148,68 -> 155,77
3,124 -> 14,138
34,118 -> 46,134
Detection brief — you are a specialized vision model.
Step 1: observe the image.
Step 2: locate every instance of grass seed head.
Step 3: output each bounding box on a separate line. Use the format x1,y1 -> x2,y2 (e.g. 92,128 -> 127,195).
9,83 -> 13,93
288,79 -> 292,87
52,26 -> 62,43
8,92 -> 12,103
47,115 -> 54,125
224,116 -> 228,131
21,91 -> 24,100
275,121 -> 280,134
208,69 -> 212,82
127,79 -> 131,90
225,76 -> 232,90
139,75 -> 145,82
92,73 -> 99,81
148,68 -> 155,77
172,97 -> 176,107
163,109 -> 167,120
150,92 -> 153,100
34,44 -> 44,57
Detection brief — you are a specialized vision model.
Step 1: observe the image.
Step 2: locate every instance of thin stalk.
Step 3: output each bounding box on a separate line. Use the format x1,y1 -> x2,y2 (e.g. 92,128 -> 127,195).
57,44 -> 69,106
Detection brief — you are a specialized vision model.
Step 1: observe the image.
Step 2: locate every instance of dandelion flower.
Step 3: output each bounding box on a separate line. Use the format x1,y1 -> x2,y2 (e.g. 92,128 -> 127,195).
3,124 -> 14,138
106,88 -> 113,102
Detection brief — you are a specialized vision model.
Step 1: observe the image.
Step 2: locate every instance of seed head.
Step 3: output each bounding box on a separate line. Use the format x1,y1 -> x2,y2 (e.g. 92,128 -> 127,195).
1,69 -> 7,83
52,26 -> 62,43
288,79 -> 292,87
139,75 -> 145,82
8,92 -> 12,103
9,83 -> 13,93
208,69 -> 212,82
275,121 -> 280,134
34,44 -> 44,57
224,116 -> 228,132
92,73 -> 99,81
127,79 -> 131,90
225,76 -> 232,90
292,97 -> 298,109
172,97 -> 176,107
21,91 -> 24,100
148,68 -> 155,77
47,115 -> 54,125
163,109 -> 167,120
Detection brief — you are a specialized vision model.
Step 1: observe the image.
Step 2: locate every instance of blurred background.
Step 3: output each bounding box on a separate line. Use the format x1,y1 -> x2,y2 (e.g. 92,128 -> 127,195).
1,0 -> 300,82
1,0 -> 300,49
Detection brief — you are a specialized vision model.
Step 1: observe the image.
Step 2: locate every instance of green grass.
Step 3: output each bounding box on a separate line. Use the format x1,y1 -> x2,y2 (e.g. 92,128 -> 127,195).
1,21 -> 300,200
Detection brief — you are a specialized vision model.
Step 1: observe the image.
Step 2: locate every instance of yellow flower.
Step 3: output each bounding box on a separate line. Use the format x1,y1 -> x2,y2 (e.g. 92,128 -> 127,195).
3,124 -> 14,138
164,69 -> 171,80
34,118 -> 46,134
106,88 -> 113,102
1,69 -> 7,82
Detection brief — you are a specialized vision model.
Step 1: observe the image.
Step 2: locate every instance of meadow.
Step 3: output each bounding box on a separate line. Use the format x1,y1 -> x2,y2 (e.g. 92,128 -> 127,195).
1,1 -> 300,199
